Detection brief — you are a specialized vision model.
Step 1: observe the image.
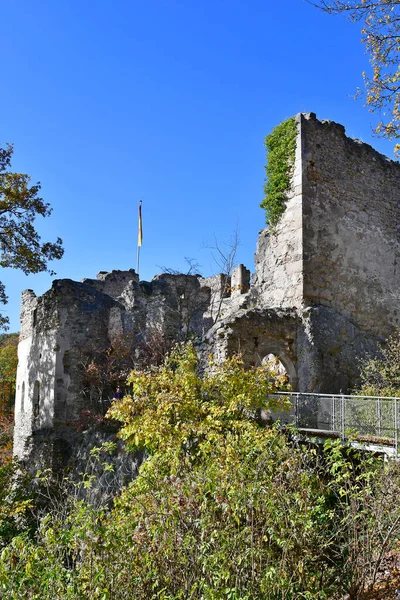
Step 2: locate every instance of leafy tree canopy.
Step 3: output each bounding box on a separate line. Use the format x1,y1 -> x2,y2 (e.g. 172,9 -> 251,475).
312,0 -> 400,155
1,344 -> 400,599
0,144 -> 64,328
0,333 -> 18,464
1,349 -> 398,599
0,333 -> 18,380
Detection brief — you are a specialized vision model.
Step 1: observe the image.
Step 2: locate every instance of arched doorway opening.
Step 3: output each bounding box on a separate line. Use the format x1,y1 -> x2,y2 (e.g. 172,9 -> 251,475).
262,353 -> 290,387
256,348 -> 298,391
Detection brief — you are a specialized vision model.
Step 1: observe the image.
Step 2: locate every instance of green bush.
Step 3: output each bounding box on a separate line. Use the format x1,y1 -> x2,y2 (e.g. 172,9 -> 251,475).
357,331 -> 400,397
2,436 -> 398,600
1,345 -> 400,599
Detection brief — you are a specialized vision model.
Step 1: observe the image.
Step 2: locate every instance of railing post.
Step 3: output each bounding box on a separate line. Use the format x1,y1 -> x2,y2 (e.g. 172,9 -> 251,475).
341,395 -> 345,442
295,393 -> 299,428
332,396 -> 335,432
377,397 -> 381,437
395,398 -> 398,456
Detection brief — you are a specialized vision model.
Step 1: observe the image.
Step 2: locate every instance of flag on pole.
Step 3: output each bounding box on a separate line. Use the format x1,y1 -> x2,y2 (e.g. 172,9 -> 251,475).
138,200 -> 143,247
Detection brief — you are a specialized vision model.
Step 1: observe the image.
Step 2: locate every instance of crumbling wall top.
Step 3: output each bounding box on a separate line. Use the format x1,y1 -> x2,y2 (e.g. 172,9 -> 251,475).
81,269 -> 139,299
301,111 -> 399,168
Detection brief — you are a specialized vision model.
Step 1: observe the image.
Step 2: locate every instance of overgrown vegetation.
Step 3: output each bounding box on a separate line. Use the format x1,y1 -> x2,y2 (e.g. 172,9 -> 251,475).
356,331 -> 400,397
108,343 -> 289,456
260,117 -> 298,231
1,344 -> 400,599
0,333 -> 18,464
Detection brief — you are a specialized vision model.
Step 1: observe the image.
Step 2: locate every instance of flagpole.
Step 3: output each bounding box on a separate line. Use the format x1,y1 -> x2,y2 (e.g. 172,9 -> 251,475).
137,200 -> 143,277
136,244 -> 140,277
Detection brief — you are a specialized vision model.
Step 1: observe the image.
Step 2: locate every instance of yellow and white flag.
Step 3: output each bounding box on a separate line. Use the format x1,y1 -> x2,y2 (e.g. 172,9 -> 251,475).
138,200 -> 143,247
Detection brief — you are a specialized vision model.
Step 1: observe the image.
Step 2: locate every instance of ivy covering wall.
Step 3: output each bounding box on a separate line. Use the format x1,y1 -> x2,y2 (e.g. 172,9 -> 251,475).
260,117 -> 298,230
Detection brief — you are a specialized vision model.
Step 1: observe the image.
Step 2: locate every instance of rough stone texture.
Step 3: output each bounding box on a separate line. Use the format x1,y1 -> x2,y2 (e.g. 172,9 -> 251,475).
25,427 -> 144,506
231,264 -> 251,296
203,307 -> 301,387
13,112 -> 400,473
14,269 -> 219,462
252,115 -> 304,309
301,113 -> 400,337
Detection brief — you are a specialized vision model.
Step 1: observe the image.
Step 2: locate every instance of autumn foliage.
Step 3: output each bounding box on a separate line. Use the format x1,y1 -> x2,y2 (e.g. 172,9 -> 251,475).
313,0 -> 400,155
0,345 -> 400,599
0,144 -> 63,329
0,333 -> 18,464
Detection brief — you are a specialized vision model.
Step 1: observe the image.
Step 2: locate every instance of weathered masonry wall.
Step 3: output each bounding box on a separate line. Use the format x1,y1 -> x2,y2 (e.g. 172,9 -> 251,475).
301,113 -> 400,338
219,113 -> 400,393
14,290 -> 59,458
13,268 -> 229,461
253,115 -> 304,309
253,112 -> 400,340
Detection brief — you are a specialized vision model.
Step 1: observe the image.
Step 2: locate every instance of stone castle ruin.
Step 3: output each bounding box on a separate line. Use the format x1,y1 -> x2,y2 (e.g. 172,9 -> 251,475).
13,112 -> 400,464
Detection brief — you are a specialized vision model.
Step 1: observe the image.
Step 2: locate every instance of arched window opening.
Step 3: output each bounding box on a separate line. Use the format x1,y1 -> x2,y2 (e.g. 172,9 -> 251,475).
33,380 -> 40,425
21,381 -> 25,413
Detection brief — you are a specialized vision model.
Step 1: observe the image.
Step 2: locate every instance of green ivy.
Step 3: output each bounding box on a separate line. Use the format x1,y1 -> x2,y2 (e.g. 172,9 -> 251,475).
260,117 -> 297,230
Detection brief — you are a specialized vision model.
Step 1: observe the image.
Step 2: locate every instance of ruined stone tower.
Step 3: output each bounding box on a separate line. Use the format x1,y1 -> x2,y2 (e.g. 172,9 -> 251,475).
207,113 -> 400,392
13,112 -> 400,463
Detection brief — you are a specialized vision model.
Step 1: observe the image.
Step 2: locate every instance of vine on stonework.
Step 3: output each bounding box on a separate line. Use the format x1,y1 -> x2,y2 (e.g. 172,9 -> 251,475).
260,116 -> 297,231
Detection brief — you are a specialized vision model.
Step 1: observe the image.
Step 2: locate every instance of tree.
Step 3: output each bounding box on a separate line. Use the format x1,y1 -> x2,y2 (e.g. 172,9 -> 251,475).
204,227 -> 240,322
2,345 -> 400,598
312,0 -> 400,155
0,333 -> 18,381
0,334 -> 19,464
356,330 -> 400,396
107,342 -> 289,456
0,144 -> 64,328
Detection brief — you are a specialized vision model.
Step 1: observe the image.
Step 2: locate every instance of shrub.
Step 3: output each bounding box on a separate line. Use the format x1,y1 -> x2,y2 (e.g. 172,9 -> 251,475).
357,331 -> 400,397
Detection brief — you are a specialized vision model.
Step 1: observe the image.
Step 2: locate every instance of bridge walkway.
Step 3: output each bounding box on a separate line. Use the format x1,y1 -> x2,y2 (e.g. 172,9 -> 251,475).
269,392 -> 400,457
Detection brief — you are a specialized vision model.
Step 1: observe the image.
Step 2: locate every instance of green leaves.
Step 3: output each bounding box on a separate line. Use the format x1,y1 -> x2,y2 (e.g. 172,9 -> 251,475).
260,117 -> 297,231
107,343 -> 289,457
313,1 -> 400,156
102,428 -> 336,600
357,330 -> 400,396
2,343 -> 400,598
0,143 -> 64,328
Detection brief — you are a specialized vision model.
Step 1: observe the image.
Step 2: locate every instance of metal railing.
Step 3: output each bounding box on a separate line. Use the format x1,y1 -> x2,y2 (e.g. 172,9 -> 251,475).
270,392 -> 400,455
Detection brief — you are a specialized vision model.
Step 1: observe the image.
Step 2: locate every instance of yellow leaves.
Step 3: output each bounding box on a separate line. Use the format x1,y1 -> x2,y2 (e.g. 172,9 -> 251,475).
316,0 -> 400,156
108,343 -> 289,460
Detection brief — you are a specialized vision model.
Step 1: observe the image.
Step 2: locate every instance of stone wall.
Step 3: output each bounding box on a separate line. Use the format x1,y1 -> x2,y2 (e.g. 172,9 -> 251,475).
14,269 -> 218,462
245,112 -> 400,392
14,289 -> 58,458
301,112 -> 400,337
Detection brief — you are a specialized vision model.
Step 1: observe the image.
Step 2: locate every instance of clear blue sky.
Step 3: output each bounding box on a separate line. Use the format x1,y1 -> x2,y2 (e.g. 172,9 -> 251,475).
1,0 -> 396,332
